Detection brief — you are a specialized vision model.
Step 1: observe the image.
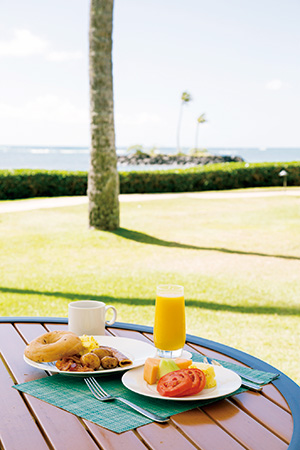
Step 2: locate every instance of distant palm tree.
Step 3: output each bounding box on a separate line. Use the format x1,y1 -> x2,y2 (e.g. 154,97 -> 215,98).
176,91 -> 192,153
194,113 -> 207,151
88,0 -> 119,230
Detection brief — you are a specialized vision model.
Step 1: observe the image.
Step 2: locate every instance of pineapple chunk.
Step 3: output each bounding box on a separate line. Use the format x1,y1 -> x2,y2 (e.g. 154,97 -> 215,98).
190,362 -> 217,389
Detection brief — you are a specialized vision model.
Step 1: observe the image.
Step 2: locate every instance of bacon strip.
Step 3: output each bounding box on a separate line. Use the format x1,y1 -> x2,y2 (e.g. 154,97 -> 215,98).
55,356 -> 91,372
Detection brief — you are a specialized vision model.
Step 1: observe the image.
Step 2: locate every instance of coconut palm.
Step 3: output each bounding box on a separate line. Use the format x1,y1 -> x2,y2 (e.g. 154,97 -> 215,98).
88,0 -> 119,230
194,113 -> 207,151
176,91 -> 192,153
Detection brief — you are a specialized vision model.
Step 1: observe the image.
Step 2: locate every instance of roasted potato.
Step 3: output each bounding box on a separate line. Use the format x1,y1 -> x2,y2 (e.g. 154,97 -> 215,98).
101,356 -> 118,369
92,347 -> 113,359
80,353 -> 101,370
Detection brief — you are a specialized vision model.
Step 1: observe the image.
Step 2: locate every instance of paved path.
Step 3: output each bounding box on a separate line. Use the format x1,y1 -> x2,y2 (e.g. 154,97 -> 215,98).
0,188 -> 299,213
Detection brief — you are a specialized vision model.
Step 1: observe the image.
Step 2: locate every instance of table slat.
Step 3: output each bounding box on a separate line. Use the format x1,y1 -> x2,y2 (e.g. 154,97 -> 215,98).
107,327 -> 154,342
171,408 -> 246,450
203,399 -> 288,450
259,383 -> 291,411
0,359 -> 49,450
0,323 -> 46,383
84,421 -> 151,450
232,391 -> 292,443
137,421 -> 200,450
17,322 -> 49,342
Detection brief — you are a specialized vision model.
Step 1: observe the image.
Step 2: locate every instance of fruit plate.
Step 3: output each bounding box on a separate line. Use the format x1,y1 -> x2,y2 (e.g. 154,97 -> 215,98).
23,336 -> 157,376
122,365 -> 242,401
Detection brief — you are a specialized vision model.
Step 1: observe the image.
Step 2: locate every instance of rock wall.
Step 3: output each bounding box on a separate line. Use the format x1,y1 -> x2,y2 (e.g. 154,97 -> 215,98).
117,152 -> 244,166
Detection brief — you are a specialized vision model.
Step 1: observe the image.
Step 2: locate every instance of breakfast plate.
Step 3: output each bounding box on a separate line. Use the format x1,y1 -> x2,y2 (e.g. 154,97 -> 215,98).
122,365 -> 242,401
24,336 -> 157,376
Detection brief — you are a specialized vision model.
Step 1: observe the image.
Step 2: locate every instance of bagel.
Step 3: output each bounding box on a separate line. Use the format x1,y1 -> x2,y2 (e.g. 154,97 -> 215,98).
24,331 -> 84,363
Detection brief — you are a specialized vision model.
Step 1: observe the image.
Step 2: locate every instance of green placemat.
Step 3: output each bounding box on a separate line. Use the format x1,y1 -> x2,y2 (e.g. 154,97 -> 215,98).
210,357 -> 280,384
13,354 -> 278,434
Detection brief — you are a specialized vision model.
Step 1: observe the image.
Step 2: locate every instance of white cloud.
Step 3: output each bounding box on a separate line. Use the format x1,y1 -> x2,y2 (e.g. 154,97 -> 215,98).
0,28 -> 83,61
46,50 -> 83,62
0,95 -> 89,124
265,79 -> 283,90
0,29 -> 48,57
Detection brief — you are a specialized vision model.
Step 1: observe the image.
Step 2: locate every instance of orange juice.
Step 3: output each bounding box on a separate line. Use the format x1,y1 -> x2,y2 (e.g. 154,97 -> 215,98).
154,285 -> 185,353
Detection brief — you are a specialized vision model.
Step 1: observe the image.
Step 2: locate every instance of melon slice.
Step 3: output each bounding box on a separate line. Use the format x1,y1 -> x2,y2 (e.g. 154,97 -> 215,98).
157,359 -> 180,379
174,358 -> 193,369
143,358 -> 160,385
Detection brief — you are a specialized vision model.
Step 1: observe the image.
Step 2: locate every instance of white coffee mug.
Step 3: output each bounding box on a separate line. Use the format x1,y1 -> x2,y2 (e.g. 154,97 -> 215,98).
68,300 -> 117,336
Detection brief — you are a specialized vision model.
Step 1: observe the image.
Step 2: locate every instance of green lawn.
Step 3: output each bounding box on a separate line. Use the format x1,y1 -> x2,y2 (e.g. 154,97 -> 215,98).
0,189 -> 299,385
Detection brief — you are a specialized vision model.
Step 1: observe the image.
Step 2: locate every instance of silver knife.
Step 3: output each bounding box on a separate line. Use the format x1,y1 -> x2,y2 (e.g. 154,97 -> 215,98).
239,380 -> 263,392
203,357 -> 266,386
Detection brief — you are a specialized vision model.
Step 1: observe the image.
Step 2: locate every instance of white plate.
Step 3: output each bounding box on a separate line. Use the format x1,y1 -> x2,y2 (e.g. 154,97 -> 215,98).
24,336 -> 157,376
122,365 -> 242,401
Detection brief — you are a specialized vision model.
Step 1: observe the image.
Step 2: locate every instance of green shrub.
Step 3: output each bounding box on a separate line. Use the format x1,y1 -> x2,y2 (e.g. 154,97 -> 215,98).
119,162 -> 300,193
0,170 -> 87,200
0,162 -> 299,200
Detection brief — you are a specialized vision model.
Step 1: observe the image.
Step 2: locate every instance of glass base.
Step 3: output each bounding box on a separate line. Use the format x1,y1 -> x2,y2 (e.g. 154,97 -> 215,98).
156,348 -> 183,359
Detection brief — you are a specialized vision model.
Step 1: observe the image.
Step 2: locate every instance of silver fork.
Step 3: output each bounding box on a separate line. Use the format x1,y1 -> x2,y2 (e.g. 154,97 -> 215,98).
84,377 -> 169,423
203,357 -> 262,392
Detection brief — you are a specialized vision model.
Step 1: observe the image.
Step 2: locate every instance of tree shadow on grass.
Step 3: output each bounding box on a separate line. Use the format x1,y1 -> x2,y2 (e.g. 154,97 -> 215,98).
110,228 -> 300,261
1,287 -> 299,317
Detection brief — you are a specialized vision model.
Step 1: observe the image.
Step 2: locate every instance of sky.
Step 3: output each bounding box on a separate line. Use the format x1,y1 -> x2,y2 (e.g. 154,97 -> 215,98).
0,0 -> 299,149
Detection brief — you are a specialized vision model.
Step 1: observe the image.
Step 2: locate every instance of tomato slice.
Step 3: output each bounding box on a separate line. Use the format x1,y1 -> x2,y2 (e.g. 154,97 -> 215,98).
157,370 -> 193,397
181,368 -> 206,396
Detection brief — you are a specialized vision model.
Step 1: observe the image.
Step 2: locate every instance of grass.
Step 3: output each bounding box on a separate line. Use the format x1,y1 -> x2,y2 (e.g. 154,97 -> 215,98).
0,188 -> 299,385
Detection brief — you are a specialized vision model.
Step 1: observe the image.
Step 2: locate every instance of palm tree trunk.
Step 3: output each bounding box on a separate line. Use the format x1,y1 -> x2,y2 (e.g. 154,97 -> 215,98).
88,0 -> 119,230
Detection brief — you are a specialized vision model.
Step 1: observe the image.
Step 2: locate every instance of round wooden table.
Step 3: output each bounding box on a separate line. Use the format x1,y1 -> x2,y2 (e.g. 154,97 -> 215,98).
0,317 -> 299,450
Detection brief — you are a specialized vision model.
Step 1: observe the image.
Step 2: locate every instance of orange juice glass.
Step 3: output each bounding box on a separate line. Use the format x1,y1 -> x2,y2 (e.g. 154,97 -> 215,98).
154,285 -> 185,358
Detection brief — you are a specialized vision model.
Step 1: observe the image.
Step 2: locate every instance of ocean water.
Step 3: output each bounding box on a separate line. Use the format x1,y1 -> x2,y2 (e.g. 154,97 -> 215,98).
0,145 -> 299,172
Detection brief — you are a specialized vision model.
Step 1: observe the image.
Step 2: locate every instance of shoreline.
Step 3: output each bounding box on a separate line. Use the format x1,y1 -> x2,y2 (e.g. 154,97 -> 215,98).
1,147 -> 299,172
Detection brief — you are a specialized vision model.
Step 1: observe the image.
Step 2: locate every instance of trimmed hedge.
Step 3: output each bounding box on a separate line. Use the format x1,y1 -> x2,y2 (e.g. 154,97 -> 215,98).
119,162 -> 300,193
0,170 -> 87,200
0,162 -> 299,200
